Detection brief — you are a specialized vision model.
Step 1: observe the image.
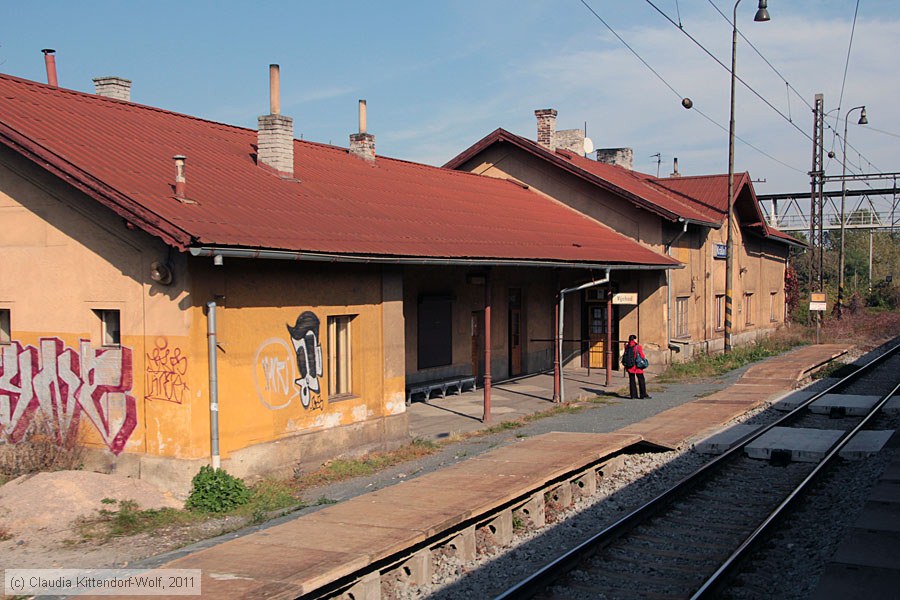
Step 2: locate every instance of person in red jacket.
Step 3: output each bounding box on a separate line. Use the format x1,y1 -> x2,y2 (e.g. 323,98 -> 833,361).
624,334 -> 651,400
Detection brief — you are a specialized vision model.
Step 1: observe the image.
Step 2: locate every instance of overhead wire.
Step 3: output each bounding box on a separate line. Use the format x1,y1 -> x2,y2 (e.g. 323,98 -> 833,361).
690,1 -> 883,185
643,0 -> 813,144
578,0 -> 806,174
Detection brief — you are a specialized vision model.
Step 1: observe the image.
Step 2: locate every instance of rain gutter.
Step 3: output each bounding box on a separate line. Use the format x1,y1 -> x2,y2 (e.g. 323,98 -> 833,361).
189,246 -> 683,271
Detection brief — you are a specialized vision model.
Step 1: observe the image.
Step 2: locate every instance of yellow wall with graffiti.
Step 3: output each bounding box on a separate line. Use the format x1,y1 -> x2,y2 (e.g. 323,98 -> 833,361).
1,147 -> 407,478
186,259 -> 404,460
0,146 -> 194,459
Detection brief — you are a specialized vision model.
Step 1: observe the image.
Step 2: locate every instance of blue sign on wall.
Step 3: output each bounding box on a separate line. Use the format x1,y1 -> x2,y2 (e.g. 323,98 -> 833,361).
713,243 -> 727,259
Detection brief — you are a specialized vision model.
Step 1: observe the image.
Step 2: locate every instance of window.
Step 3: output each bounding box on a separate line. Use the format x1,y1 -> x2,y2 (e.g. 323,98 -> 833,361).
328,315 -> 354,397
417,296 -> 452,369
95,309 -> 121,346
0,309 -> 10,344
715,295 -> 725,331
770,292 -> 779,322
675,297 -> 689,338
744,293 -> 754,326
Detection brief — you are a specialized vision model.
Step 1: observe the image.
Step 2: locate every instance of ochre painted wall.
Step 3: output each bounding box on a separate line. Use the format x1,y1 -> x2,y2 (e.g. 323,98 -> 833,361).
0,148 -> 405,481
455,146 -> 790,363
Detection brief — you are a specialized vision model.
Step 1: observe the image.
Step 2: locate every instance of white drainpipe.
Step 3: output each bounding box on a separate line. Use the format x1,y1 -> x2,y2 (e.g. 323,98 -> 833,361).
557,269 -> 610,402
207,301 -> 221,469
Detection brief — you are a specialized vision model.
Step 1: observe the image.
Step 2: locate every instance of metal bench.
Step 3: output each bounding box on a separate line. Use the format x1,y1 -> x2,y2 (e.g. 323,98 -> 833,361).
406,376 -> 477,405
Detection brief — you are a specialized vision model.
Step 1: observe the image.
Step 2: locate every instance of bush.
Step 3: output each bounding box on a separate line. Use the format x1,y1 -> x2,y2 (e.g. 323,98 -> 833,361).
866,281 -> 900,310
0,413 -> 84,480
186,466 -> 251,513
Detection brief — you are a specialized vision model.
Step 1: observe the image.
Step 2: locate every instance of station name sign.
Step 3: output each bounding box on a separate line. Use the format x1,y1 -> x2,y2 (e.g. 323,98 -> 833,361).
809,292 -> 827,311
612,292 -> 638,305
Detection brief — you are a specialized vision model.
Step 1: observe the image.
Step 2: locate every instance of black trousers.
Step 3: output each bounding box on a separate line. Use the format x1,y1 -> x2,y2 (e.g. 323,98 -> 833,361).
628,372 -> 647,399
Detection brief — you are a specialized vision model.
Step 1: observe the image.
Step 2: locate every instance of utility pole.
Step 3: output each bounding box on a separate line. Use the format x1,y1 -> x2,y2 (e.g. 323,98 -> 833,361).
809,93 -> 825,343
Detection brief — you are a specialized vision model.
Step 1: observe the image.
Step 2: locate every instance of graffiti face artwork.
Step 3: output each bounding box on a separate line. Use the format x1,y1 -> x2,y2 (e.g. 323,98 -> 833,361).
254,311 -> 325,411
0,338 -> 138,455
286,311 -> 323,409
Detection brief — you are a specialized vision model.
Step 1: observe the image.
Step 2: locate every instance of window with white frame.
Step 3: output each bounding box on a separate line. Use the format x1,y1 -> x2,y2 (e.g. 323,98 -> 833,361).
0,309 -> 10,344
715,294 -> 725,331
328,315 -> 354,397
770,291 -> 779,322
744,293 -> 754,326
95,309 -> 121,346
675,297 -> 689,338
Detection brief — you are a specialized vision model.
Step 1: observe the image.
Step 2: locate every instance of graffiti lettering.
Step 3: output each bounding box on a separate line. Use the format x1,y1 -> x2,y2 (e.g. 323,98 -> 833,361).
287,311 -> 323,409
261,356 -> 291,396
0,338 -> 137,455
145,337 -> 189,403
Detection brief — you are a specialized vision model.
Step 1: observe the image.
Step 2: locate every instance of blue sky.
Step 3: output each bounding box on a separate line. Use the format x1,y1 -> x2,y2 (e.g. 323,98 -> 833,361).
2,1 -> 898,196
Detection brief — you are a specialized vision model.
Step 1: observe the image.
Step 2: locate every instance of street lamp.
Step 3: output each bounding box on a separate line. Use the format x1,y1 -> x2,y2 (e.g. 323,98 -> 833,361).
836,105 -> 868,319
725,0 -> 770,353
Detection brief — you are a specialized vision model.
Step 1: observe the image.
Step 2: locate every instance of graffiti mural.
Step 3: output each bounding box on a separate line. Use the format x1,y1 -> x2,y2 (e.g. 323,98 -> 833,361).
253,311 -> 324,411
0,338 -> 138,455
145,337 -> 189,403
287,311 -> 323,408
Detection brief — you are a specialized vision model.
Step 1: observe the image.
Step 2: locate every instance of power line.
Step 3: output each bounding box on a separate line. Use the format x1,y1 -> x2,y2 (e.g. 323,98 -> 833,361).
577,0 -> 806,174
643,0 -> 813,145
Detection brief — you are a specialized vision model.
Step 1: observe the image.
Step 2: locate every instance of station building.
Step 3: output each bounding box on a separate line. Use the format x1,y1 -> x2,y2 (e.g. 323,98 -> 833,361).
0,72 -> 681,489
445,109 -> 801,368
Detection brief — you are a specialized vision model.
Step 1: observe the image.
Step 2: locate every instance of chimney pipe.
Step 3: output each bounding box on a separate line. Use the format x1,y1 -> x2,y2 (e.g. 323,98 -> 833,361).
349,99 -> 376,162
670,157 -> 680,177
42,49 -> 58,87
257,64 -> 294,176
173,155 -> 187,199
358,99 -> 367,134
269,64 -> 280,115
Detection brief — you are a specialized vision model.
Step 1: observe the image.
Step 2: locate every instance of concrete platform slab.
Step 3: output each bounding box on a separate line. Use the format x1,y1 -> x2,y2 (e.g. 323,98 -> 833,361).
830,527 -> 900,570
839,430 -> 895,460
867,479 -> 900,503
883,397 -> 900,415
745,427 -> 843,462
854,500 -> 900,533
772,391 -> 817,412
810,394 -> 882,416
812,563 -> 900,600
694,424 -> 763,455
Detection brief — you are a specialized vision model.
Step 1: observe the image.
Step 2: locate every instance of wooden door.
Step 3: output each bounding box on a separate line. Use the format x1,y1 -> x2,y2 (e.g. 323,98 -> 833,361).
508,288 -> 523,376
588,303 -> 608,369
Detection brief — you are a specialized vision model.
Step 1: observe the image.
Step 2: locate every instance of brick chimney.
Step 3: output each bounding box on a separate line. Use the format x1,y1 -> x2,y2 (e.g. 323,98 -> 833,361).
349,99 -> 375,162
596,147 -> 634,170
93,76 -> 132,101
534,108 -> 557,149
257,64 -> 294,177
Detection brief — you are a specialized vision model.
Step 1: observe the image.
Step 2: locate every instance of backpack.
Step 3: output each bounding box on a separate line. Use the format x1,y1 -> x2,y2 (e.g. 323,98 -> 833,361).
622,344 -> 636,368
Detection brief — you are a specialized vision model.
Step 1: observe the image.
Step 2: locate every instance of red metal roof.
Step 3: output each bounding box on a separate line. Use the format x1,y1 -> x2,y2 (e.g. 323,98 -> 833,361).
0,73 -> 678,268
446,128 -> 800,247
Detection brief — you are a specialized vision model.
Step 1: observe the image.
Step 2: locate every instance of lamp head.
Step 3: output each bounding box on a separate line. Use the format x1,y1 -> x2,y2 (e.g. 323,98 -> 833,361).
754,0 -> 771,22
858,107 -> 868,125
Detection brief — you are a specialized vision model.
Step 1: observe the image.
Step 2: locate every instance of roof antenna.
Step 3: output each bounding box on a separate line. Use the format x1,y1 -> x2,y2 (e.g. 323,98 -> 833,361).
650,153 -> 662,177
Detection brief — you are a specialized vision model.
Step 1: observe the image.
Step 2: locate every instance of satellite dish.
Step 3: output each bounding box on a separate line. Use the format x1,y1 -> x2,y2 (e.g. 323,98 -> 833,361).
583,137 -> 594,155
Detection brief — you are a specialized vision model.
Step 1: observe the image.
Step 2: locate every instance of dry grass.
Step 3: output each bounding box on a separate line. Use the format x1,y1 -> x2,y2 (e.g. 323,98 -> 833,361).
0,413 -> 85,479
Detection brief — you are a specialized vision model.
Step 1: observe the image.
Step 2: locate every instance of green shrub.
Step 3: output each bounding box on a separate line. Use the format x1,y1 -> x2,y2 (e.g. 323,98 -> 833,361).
186,466 -> 251,513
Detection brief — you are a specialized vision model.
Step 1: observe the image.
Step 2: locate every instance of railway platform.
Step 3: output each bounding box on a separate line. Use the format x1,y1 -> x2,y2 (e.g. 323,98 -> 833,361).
80,342 -> 855,600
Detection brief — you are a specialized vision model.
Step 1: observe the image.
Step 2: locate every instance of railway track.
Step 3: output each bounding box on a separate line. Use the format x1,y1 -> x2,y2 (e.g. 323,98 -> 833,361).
494,342 -> 900,600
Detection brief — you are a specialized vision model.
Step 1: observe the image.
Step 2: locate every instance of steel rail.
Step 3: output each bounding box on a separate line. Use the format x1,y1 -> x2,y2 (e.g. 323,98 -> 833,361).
493,341 -> 900,600
692,363 -> 900,598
